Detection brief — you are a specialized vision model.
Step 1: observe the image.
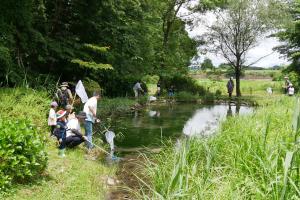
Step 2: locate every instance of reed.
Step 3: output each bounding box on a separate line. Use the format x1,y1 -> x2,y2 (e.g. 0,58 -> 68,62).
136,96 -> 300,199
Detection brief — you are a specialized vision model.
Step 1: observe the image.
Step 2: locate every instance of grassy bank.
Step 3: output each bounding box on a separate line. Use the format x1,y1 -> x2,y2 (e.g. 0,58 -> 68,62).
136,96 -> 300,199
4,142 -> 115,200
0,88 -> 115,199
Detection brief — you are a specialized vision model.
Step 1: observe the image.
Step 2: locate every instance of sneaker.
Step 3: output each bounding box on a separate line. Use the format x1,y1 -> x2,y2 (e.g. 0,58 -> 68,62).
58,149 -> 66,157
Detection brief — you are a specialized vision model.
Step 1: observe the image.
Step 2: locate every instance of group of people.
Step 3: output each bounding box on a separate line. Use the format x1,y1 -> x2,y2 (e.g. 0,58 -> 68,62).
226,76 -> 295,97
48,82 -> 101,157
133,81 -> 175,99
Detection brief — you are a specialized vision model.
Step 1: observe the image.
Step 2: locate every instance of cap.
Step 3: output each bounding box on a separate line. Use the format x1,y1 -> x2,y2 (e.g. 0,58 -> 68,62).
56,110 -> 67,119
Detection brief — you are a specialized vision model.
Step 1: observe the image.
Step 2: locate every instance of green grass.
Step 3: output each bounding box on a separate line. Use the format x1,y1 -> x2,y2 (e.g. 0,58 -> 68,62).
136,96 -> 300,199
0,88 -> 116,199
197,79 -> 283,97
3,142 -> 115,200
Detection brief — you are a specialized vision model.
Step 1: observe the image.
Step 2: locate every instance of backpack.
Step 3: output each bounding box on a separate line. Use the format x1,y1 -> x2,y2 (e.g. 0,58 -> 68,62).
55,88 -> 69,107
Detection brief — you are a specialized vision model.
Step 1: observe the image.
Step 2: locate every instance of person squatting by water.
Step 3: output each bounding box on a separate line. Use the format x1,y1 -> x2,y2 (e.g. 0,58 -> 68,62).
133,81 -> 144,98
227,77 -> 234,97
48,101 -> 58,136
84,91 -> 101,150
65,111 -> 88,148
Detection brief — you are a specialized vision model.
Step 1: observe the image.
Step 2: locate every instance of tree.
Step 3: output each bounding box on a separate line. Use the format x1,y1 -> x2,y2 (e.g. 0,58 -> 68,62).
205,0 -> 286,96
277,0 -> 300,74
201,58 -> 214,70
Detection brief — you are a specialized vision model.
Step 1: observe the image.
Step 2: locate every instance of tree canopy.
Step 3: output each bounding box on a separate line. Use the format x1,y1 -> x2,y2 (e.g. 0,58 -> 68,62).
0,0 -> 199,95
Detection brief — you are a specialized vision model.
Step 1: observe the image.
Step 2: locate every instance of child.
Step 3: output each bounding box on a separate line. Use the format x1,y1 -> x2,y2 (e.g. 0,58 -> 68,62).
54,110 -> 67,157
48,101 -> 58,136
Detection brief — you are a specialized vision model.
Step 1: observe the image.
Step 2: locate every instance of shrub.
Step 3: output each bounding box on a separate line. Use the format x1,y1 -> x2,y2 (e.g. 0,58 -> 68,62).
98,98 -> 136,116
162,75 -> 206,95
175,91 -> 198,102
142,75 -> 159,84
0,119 -> 47,191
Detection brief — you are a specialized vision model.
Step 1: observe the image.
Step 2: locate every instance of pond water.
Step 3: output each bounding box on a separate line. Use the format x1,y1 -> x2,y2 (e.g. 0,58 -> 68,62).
100,103 -> 253,149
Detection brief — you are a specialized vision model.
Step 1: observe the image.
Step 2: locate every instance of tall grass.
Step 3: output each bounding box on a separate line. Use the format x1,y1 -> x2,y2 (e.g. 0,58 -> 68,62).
136,96 -> 300,199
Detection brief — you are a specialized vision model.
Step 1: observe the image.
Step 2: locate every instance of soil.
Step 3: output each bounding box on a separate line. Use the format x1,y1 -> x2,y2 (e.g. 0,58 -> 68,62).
106,153 -> 147,200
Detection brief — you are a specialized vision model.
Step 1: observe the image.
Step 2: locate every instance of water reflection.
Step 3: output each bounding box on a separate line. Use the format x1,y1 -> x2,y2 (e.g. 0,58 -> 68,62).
109,103 -> 253,148
183,104 -> 252,137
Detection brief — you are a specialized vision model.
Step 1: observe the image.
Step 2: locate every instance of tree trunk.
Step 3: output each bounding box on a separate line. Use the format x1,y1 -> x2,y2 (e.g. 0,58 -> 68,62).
235,67 -> 241,97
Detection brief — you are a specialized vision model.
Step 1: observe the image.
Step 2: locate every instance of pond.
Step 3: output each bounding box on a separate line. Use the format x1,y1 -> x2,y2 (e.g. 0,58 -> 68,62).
99,103 -> 253,149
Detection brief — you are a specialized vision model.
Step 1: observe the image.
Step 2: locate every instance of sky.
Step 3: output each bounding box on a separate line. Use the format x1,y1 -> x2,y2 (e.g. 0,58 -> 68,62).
178,4 -> 290,68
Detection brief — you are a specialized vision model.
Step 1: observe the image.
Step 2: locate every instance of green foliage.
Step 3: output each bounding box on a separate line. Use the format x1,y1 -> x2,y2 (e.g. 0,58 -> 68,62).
175,91 -> 199,102
201,58 -> 214,70
137,97 -> 299,199
162,75 -> 206,95
0,0 -> 198,93
0,119 -> 47,192
71,59 -> 113,70
83,44 -> 110,53
0,88 -> 48,192
141,75 -> 160,84
98,98 -> 136,116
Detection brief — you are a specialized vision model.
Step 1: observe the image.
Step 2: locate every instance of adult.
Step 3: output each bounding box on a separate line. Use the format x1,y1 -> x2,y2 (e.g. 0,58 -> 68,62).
65,111 -> 88,148
284,76 -> 292,94
65,104 -> 74,121
156,82 -> 161,97
56,82 -> 73,108
168,85 -> 175,98
83,91 -> 101,149
226,77 -> 234,97
133,81 -> 144,98
288,84 -> 295,96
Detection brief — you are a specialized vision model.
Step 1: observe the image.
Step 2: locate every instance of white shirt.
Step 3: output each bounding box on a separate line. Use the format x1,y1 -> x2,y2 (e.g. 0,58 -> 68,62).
83,96 -> 98,122
66,118 -> 80,137
288,87 -> 295,95
48,108 -> 57,126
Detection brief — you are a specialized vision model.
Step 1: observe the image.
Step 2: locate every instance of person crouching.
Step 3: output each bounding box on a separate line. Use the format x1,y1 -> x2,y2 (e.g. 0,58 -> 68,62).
65,111 -> 88,148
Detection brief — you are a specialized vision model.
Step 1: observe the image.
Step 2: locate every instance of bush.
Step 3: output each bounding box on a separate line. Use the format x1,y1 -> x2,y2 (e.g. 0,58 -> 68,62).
99,98 -> 136,116
175,91 -> 198,102
142,75 -> 159,84
0,119 -> 47,191
161,75 -> 206,95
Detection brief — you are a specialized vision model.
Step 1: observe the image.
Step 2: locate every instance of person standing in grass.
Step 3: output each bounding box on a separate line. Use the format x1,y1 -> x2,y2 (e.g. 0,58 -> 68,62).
156,82 -> 161,97
284,76 -> 292,94
84,91 -> 101,150
133,81 -> 144,98
48,101 -> 58,136
226,77 -> 234,97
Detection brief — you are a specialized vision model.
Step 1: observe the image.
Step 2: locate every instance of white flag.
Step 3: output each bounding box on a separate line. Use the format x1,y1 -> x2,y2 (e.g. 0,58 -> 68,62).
75,80 -> 89,103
